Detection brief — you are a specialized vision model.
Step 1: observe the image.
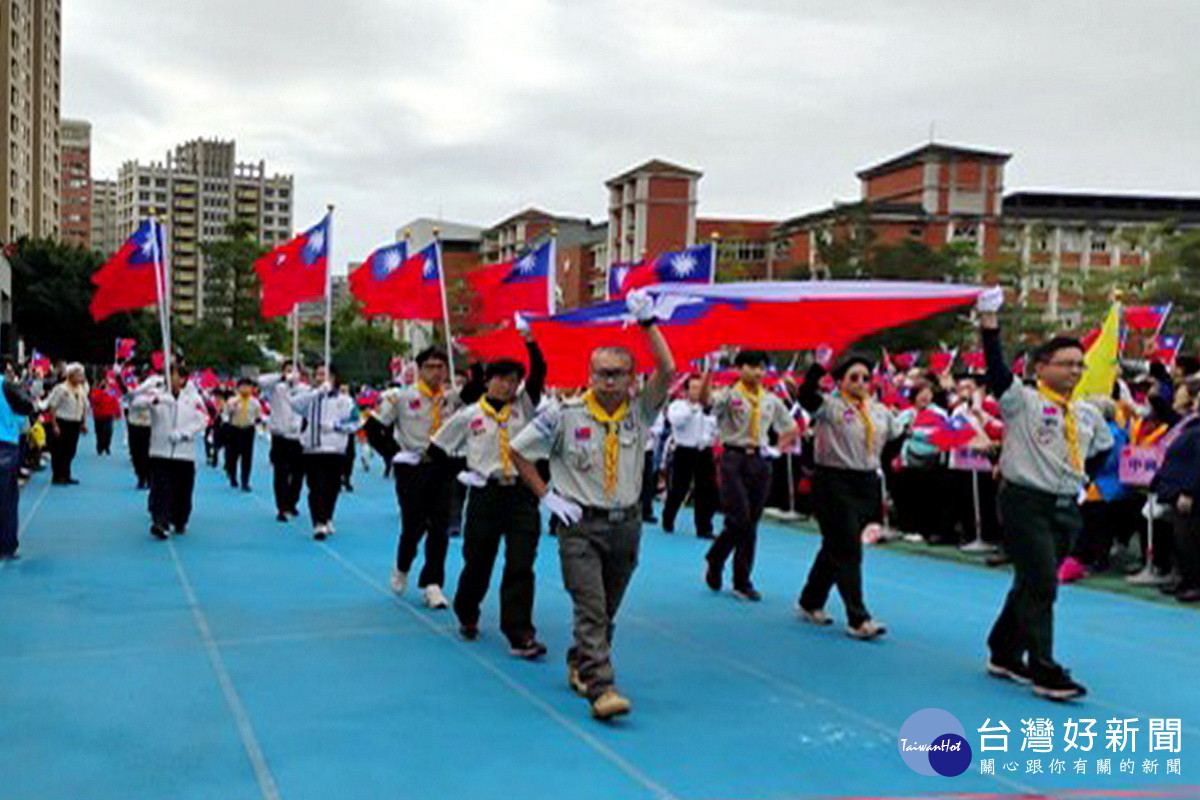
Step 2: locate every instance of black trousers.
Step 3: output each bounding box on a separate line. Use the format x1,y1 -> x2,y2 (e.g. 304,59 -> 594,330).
270,435 -> 305,514
799,467 -> 880,627
662,446 -> 717,535
1073,496 -> 1142,568
987,482 -> 1081,673
51,419 -> 82,482
94,418 -> 114,455
224,426 -> 255,487
453,483 -> 541,643
304,453 -> 344,526
950,468 -> 1001,543
706,449 -> 772,590
1172,509 -> 1200,592
148,457 -> 195,531
342,437 -> 355,484
394,462 -> 453,588
364,417 -> 398,463
128,424 -> 152,486
899,465 -> 954,543
0,442 -> 19,556
640,451 -> 658,518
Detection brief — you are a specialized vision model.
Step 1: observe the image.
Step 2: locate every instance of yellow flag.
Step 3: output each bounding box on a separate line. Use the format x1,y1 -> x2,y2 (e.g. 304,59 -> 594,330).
1073,302 -> 1122,400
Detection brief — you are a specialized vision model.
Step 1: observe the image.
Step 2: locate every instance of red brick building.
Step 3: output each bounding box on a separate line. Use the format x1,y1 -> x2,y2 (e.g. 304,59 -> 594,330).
59,119 -> 92,248
770,143 -> 1011,277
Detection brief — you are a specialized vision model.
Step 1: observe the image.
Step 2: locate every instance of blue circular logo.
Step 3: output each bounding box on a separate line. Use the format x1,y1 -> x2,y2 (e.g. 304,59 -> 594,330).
898,708 -> 972,777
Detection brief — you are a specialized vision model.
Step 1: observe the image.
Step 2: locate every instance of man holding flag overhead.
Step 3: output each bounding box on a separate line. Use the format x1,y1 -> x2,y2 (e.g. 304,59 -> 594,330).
509,288 -> 676,721
976,287 -> 1113,701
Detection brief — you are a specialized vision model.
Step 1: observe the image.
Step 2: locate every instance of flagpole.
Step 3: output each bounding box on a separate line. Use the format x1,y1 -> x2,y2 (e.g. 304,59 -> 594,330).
323,205 -> 334,368
433,228 -> 457,379
291,304 -> 300,366
708,233 -> 720,284
148,217 -> 171,379
162,220 -> 174,380
548,230 -> 558,315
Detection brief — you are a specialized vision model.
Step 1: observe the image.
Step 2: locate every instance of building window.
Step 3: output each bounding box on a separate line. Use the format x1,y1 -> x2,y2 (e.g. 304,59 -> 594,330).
950,222 -> 978,244
1090,232 -> 1108,252
999,227 -> 1021,251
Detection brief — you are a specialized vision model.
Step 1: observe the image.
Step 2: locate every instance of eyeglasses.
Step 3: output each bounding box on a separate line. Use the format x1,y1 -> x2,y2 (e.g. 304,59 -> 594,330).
593,368 -> 631,381
845,373 -> 870,383
1047,360 -> 1086,369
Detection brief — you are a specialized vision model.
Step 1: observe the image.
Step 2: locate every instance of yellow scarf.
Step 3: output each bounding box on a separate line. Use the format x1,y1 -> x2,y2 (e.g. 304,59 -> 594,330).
1037,381 -> 1082,472
480,398 -> 513,479
851,397 -> 875,455
418,380 -> 444,433
582,389 -> 629,499
237,396 -> 250,426
734,381 -> 763,443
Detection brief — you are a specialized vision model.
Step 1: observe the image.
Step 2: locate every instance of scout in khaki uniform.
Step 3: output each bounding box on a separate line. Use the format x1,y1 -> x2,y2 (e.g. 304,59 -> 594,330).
701,352 -> 798,601
223,378 -> 264,491
432,330 -> 547,657
796,351 -> 909,640
375,347 -> 463,609
510,289 -> 675,721
44,363 -> 89,485
976,287 -> 1113,701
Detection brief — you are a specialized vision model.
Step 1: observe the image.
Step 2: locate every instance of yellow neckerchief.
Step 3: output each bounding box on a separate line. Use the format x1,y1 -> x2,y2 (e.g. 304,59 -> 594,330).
237,396 -> 250,426
582,389 -> 630,499
850,394 -> 875,454
734,380 -> 764,443
1037,381 -> 1082,472
417,380 -> 444,433
479,397 -> 513,479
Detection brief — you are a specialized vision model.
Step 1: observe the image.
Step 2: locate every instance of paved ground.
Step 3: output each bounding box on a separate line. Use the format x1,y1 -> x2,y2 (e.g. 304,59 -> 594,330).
2,425 -> 1196,800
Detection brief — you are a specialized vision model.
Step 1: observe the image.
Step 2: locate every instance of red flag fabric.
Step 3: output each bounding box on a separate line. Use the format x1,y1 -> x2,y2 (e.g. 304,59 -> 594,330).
457,327 -> 531,367
371,243 -> 444,321
525,280 -> 983,386
928,349 -> 956,374
1124,304 -> 1170,331
115,338 -> 137,361
151,351 -> 164,372
349,242 -> 408,316
960,351 -> 985,372
89,220 -> 165,321
255,214 -> 330,317
914,408 -> 979,451
465,241 -> 552,325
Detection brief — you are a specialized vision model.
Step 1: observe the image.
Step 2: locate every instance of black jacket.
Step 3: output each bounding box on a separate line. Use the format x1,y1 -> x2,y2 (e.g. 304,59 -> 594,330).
1152,416 -> 1200,504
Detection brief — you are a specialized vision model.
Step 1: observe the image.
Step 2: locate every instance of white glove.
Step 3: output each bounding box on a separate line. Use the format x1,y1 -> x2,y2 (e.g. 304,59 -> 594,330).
513,312 -> 530,335
168,431 -> 190,444
392,450 -> 422,466
541,490 -> 583,526
761,445 -> 782,459
625,288 -> 655,323
814,344 -> 835,370
456,470 -> 488,488
976,286 -> 1005,313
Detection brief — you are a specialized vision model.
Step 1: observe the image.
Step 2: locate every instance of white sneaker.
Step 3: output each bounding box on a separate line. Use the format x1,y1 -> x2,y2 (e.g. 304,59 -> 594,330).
424,585 -> 449,609
326,521 -> 336,536
313,523 -> 329,541
390,569 -> 408,594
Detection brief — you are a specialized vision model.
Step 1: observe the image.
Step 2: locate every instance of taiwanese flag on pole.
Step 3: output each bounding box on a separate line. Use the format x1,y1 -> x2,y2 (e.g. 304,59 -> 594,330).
349,241 -> 408,317
1124,304 -> 1171,332
89,220 -> 166,321
255,213 -> 330,317
377,243 -> 444,321
914,408 -> 979,451
466,240 -> 553,324
1147,334 -> 1184,365
609,242 -> 715,299
114,338 -> 136,361
928,348 -> 957,375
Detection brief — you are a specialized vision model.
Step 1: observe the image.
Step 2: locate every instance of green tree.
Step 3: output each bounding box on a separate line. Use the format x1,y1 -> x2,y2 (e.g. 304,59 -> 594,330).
200,219 -> 266,330
173,319 -> 268,373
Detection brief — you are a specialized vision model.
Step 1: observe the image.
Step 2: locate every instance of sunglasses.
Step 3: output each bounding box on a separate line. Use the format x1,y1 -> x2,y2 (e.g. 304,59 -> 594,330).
593,368 -> 631,381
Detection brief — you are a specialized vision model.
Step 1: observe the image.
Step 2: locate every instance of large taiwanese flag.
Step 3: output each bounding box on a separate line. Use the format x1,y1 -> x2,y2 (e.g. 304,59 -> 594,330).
373,243 -> 444,321
465,240 -> 553,324
1124,304 -> 1171,331
255,214 -> 330,317
526,280 -> 984,386
89,220 -> 166,321
608,243 -> 715,300
349,241 -> 408,316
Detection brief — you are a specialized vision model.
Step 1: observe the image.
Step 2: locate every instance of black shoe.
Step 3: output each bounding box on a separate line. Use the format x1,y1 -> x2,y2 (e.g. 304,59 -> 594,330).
642,514 -> 657,524
510,638 -> 548,659
51,478 -> 70,485
173,526 -> 187,536
150,525 -> 168,541
136,481 -> 149,490
662,525 -> 674,534
1177,588 -> 1200,603
241,484 -> 251,493
985,552 -> 1011,567
287,507 -> 301,517
230,480 -> 238,489
459,623 -> 480,641
732,586 -> 762,602
1159,580 -> 1183,596
276,512 -> 289,523
0,552 -> 20,561
67,478 -> 79,485
696,530 -> 715,540
986,655 -> 1032,685
1031,665 -> 1087,701
704,560 -> 722,592
342,482 -> 354,493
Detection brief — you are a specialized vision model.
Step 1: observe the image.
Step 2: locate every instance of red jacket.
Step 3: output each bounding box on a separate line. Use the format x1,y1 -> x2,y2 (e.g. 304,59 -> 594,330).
90,386 -> 122,420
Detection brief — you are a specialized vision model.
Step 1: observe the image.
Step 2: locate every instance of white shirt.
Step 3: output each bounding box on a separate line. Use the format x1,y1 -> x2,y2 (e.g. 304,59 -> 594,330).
667,399 -> 716,449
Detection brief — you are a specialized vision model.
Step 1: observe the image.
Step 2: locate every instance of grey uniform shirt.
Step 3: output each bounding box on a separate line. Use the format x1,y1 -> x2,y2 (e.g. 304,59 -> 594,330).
511,392 -> 664,509
711,386 -> 796,448
376,384 -> 462,453
433,393 -> 536,481
998,383 -> 1114,497
811,393 -> 907,471
223,395 -> 264,428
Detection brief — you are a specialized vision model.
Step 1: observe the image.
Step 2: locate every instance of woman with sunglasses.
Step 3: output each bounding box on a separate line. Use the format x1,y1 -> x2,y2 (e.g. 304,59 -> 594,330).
795,349 -> 909,640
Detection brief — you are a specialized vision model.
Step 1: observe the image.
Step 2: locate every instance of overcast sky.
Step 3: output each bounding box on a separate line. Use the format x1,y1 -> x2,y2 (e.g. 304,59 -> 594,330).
64,0 -> 1199,267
